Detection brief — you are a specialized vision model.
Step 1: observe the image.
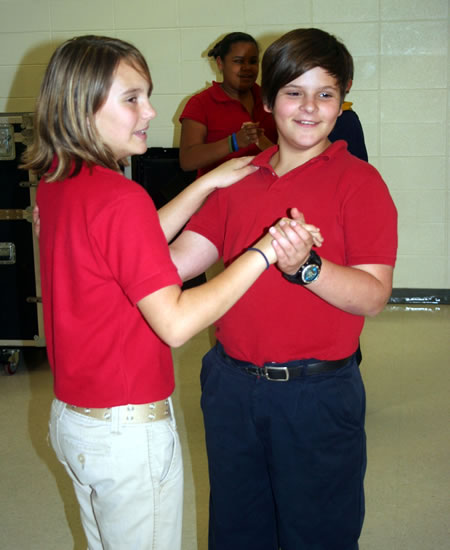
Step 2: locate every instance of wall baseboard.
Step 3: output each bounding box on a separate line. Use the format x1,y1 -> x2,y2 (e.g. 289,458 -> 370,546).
389,289 -> 449,305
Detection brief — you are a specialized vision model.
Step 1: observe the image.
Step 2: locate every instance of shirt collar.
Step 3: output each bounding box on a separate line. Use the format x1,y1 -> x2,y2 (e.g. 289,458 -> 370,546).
210,80 -> 262,104
251,141 -> 348,171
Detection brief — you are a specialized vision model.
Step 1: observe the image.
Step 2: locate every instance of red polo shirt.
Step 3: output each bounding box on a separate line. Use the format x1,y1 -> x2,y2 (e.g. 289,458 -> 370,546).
38,163 -> 181,407
179,81 -> 277,176
185,141 -> 398,365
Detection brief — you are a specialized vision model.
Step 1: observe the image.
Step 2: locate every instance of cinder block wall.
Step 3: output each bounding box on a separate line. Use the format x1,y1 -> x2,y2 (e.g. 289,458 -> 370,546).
0,0 -> 448,289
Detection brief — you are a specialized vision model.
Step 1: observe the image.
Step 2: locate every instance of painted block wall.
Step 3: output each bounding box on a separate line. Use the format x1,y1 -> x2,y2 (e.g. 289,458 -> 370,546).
0,0 -> 448,288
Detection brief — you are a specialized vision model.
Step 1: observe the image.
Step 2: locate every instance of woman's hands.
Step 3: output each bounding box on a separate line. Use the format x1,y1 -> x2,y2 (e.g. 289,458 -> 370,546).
236,121 -> 274,152
179,118 -> 274,173
236,122 -> 260,148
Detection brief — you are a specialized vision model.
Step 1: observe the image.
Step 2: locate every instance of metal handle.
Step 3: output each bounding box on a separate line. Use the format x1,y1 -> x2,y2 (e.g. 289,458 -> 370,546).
0,207 -> 33,223
26,296 -> 42,304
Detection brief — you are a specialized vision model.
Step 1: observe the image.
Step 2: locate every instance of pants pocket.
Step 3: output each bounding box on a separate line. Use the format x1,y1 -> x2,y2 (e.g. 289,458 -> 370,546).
150,420 -> 182,484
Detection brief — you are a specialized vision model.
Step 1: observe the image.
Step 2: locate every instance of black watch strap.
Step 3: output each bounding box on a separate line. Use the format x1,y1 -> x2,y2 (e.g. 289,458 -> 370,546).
282,249 -> 322,286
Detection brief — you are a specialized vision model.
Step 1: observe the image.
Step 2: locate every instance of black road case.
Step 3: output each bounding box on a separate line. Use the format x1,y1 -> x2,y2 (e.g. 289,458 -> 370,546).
131,147 -> 197,209
0,113 -> 45,373
131,147 -> 206,289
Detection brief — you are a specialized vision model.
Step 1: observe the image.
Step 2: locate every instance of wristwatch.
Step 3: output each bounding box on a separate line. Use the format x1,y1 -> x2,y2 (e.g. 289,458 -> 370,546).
282,249 -> 322,285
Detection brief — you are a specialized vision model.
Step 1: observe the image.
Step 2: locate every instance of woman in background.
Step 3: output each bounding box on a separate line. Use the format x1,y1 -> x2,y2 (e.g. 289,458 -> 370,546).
179,32 -> 277,177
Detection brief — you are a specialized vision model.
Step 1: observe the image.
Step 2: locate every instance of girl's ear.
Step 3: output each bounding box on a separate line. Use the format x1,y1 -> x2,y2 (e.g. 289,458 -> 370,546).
216,56 -> 223,72
263,103 -> 272,114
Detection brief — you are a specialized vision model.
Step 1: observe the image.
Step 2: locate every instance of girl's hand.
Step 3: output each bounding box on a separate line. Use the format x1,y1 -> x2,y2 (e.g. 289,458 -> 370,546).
270,216 -> 323,276
252,219 -> 288,265
33,204 -> 40,239
287,208 -> 323,247
198,156 -> 259,190
252,214 -> 323,270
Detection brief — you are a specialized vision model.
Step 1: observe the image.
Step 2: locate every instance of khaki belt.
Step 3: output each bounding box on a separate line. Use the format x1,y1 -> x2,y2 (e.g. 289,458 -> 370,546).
67,399 -> 170,423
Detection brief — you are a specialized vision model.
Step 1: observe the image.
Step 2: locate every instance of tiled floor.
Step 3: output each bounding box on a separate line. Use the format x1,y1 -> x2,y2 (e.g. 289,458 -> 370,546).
0,304 -> 449,549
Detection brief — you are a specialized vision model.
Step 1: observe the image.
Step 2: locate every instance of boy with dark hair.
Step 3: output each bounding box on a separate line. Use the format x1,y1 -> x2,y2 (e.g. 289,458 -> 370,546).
171,28 -> 397,550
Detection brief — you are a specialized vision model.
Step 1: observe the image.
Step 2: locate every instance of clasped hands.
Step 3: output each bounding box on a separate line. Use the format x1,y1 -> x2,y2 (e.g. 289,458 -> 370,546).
256,208 -> 323,275
237,121 -> 264,148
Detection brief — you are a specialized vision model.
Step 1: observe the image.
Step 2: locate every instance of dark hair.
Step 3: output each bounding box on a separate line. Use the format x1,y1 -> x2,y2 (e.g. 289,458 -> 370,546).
261,28 -> 353,110
21,35 -> 152,182
207,32 -> 258,59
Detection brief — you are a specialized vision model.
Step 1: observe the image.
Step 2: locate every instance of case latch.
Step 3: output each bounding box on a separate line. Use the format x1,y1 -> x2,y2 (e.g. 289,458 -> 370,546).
0,124 -> 15,160
0,242 -> 16,264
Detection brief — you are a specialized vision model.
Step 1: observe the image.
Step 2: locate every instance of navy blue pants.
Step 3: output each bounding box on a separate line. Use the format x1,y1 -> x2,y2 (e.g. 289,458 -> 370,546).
200,343 -> 366,550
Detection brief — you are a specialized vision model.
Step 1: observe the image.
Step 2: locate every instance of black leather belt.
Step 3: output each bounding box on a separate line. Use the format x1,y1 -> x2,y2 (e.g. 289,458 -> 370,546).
219,344 -> 353,382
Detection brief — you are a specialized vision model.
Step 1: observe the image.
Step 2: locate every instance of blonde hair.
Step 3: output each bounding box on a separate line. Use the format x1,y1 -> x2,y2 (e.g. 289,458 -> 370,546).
21,35 -> 152,182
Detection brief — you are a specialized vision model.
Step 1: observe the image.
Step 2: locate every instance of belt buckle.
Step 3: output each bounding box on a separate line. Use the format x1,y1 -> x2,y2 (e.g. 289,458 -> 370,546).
263,365 -> 290,382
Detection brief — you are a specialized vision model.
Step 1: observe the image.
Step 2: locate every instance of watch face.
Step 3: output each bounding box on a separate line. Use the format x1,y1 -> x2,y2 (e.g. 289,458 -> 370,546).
302,264 -> 320,283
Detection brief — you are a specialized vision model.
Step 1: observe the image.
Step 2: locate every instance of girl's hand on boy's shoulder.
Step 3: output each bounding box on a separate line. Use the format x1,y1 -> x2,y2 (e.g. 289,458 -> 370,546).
201,156 -> 259,190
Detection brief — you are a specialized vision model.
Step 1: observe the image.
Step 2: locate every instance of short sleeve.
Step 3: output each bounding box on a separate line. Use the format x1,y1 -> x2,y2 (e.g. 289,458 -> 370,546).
92,187 -> 182,304
179,94 -> 208,126
184,189 -> 225,257
342,167 -> 398,267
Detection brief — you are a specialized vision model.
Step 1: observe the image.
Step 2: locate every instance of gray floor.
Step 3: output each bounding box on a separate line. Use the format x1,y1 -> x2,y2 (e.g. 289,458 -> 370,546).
0,304 -> 449,549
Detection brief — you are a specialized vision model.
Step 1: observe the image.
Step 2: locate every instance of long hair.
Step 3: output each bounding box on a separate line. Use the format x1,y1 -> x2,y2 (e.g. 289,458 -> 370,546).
21,35 -> 152,182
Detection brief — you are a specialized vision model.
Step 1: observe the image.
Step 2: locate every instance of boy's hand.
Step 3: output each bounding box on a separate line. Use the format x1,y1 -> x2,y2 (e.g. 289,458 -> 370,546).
252,218 -> 290,265
270,212 -> 323,275
288,208 -> 323,247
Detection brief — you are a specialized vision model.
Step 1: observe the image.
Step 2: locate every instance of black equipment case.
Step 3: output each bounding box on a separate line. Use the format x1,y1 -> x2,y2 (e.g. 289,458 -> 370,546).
131,147 -> 196,209
131,147 -> 206,289
0,112 -> 45,373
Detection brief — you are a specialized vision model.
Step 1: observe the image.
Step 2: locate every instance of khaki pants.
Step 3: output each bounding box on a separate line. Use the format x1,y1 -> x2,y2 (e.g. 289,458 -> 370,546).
49,397 -> 183,550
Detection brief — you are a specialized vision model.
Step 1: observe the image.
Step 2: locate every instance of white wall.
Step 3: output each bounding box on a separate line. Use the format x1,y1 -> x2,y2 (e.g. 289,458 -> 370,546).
0,0 -> 448,289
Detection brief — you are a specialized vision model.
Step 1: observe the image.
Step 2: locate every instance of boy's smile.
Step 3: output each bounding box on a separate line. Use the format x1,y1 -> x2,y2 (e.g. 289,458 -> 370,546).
265,66 -> 342,165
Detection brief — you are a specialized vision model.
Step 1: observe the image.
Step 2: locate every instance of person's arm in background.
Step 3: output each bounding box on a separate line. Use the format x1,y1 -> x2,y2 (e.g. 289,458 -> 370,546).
343,110 -> 368,161
256,131 -> 275,151
179,118 -> 262,172
241,122 -> 274,152
329,109 -> 368,161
